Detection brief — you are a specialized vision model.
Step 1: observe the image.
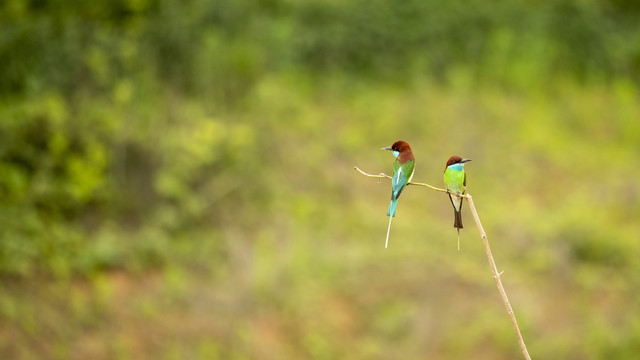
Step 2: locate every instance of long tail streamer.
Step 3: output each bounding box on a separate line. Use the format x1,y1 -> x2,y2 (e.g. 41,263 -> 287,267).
385,215 -> 393,248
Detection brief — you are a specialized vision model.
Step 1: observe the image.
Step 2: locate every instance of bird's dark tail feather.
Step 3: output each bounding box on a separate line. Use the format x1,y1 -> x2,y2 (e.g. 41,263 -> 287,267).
454,208 -> 463,229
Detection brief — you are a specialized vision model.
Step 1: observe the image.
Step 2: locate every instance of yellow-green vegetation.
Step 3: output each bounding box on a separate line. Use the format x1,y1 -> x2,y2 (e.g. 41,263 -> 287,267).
1,0 -> 640,359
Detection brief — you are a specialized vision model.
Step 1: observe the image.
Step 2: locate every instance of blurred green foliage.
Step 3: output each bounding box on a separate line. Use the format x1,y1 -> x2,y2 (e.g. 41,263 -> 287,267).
3,0 -> 640,96
1,0 -> 640,359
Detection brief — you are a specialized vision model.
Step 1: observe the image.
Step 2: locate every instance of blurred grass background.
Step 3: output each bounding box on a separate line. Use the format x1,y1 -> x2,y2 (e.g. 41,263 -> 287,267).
1,0 -> 640,359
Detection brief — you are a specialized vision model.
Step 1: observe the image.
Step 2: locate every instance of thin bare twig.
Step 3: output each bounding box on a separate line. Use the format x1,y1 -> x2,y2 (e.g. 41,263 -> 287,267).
354,166 -> 447,192
465,194 -> 531,360
355,166 -> 532,360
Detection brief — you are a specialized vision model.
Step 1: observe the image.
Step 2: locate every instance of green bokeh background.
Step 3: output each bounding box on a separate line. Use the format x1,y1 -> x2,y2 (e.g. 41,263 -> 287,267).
1,0 -> 640,359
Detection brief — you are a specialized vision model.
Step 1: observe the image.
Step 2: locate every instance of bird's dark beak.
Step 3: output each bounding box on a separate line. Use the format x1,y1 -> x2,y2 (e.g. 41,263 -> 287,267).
461,158 -> 472,163
381,146 -> 392,151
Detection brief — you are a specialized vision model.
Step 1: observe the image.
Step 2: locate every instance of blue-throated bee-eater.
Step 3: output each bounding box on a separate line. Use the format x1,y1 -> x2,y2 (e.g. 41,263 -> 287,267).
382,141 -> 415,248
444,156 -> 471,250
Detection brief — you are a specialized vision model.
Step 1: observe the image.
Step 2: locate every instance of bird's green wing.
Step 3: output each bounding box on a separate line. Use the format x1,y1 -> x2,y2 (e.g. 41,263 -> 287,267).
391,160 -> 414,200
